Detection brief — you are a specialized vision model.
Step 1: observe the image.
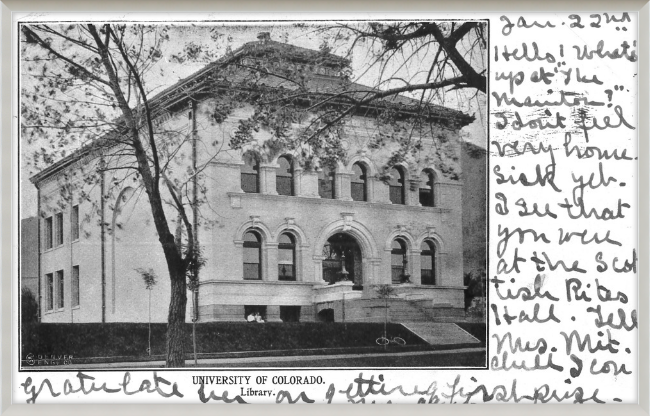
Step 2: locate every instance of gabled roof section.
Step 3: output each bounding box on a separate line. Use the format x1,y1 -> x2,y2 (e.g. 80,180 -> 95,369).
30,33 -> 474,185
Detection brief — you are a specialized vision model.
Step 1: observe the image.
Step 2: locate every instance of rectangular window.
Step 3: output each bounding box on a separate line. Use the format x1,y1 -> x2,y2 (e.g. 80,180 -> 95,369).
318,168 -> 335,199
278,264 -> 295,281
318,178 -> 334,199
241,173 -> 259,193
280,306 -> 301,322
243,263 -> 260,280
56,270 -> 64,309
389,186 -> 404,205
391,253 -> 404,284
421,255 -> 435,285
44,217 -> 53,250
276,176 -> 292,196
72,266 -> 80,307
421,269 -> 434,285
351,183 -> 365,202
71,205 -> 79,241
243,246 -> 261,280
244,305 -> 267,321
55,212 -> 64,246
46,273 -> 54,311
278,246 -> 295,281
419,189 -> 433,207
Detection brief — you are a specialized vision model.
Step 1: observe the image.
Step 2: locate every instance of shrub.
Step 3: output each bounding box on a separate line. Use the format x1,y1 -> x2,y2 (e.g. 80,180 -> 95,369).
21,288 -> 39,324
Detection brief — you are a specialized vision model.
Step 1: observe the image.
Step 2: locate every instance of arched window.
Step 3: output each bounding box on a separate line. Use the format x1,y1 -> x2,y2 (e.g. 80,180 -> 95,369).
278,233 -> 296,281
276,156 -> 293,196
351,163 -> 367,202
241,157 -> 259,193
243,231 -> 262,280
388,166 -> 405,205
391,239 -> 408,284
419,170 -> 435,207
318,165 -> 336,199
420,241 -> 436,285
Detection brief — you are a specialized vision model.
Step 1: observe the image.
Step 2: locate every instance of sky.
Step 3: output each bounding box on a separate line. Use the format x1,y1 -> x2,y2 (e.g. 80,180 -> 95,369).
20,22 -> 487,219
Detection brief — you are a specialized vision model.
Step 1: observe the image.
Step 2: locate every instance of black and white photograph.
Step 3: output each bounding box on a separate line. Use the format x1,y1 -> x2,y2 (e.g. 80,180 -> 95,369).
18,20 -> 488,370
10,6 -> 641,408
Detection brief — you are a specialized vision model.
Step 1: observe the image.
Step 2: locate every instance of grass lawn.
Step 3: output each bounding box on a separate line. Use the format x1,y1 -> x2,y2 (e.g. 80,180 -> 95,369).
22,322 -> 428,360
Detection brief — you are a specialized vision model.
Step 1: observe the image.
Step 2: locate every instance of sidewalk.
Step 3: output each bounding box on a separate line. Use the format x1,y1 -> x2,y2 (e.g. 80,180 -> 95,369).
29,347 -> 486,369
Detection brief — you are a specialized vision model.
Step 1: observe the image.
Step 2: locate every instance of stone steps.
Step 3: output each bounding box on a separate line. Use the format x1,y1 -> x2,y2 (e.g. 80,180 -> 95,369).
341,298 -> 461,322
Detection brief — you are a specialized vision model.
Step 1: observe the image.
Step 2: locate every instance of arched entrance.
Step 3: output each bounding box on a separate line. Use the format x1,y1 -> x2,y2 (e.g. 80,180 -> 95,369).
322,233 -> 363,289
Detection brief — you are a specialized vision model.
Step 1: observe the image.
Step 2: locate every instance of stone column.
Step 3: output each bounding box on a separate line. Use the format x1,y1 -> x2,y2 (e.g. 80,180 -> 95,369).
232,241 -> 245,280
408,179 -> 422,206
373,178 -> 392,204
336,172 -> 353,201
300,305 -> 316,322
410,249 -> 422,285
266,242 -> 279,281
212,161 -> 245,193
300,170 -> 320,198
259,164 -> 278,195
313,256 -> 325,283
437,252 -> 447,286
266,305 -> 282,322
293,167 -> 303,196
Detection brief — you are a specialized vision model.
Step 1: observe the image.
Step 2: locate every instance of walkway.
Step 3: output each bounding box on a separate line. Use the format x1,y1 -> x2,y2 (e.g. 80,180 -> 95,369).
29,347 -> 485,369
401,322 -> 481,345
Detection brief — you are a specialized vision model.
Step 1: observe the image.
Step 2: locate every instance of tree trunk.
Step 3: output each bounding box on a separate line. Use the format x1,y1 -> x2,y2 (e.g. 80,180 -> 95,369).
166,266 -> 187,367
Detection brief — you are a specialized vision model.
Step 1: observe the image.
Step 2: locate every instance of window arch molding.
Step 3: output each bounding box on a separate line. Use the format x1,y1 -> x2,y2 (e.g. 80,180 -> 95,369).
273,222 -> 309,282
277,232 -> 296,281
387,163 -> 410,205
312,217 -> 381,284
241,151 -> 262,194
418,168 -> 437,207
384,230 -> 416,284
272,221 -> 309,247
234,217 -> 273,244
242,230 -> 263,280
274,154 -> 295,196
317,161 -> 344,199
313,218 -> 379,260
414,230 -> 445,254
419,239 -> 438,285
383,229 -> 416,252
418,165 -> 443,207
350,162 -> 369,202
234,219 -> 272,280
345,155 -> 378,176
415,230 -> 445,286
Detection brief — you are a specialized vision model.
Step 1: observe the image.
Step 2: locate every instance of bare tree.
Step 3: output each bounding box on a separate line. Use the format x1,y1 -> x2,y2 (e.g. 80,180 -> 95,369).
228,22 -> 485,180
22,23 -> 217,367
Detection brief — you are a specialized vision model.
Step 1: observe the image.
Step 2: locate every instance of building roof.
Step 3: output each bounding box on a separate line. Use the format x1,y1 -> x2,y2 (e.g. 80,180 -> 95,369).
30,34 -> 474,184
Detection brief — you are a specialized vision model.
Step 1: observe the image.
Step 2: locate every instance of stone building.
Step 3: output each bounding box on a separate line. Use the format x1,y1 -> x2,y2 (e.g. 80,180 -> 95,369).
29,33 -> 482,324
20,217 -> 39,298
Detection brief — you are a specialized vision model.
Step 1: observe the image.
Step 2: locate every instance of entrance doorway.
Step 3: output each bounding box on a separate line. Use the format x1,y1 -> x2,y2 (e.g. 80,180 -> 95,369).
322,233 -> 363,289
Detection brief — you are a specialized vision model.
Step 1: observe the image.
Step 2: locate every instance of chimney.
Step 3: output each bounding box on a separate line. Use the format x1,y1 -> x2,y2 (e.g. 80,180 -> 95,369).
257,32 -> 271,43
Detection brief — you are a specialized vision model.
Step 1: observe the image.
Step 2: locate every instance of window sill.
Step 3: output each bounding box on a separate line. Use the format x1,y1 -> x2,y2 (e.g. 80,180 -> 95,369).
228,192 -> 451,213
200,279 -> 314,286
42,245 -> 64,254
